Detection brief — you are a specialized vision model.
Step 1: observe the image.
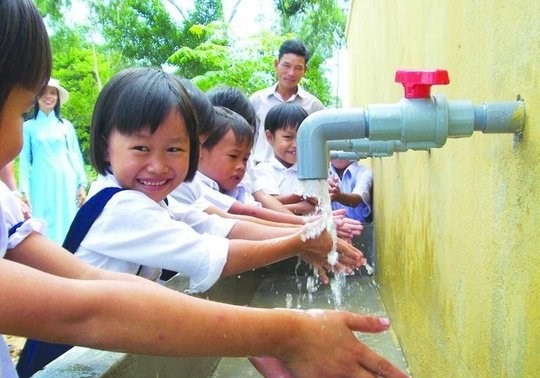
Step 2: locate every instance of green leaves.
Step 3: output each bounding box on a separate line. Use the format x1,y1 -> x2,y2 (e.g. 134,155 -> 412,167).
36,0 -> 348,161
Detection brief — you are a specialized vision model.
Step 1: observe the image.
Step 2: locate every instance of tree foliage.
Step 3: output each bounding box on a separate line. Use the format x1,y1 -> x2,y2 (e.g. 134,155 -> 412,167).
90,0 -> 183,66
32,0 -> 348,159
49,25 -> 125,160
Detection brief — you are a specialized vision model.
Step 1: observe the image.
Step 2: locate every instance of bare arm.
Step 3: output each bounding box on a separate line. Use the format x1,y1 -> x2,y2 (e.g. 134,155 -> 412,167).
252,189 -> 293,214
229,201 -> 303,225
0,258 -> 407,377
206,203 -> 300,228
6,232 -> 147,283
223,224 -> 364,277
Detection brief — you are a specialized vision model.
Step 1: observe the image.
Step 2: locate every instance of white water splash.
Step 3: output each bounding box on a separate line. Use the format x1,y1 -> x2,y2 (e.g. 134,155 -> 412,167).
297,179 -> 339,266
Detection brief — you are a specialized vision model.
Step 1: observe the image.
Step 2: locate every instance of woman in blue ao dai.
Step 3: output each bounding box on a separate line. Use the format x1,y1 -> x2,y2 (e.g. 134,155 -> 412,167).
18,78 -> 87,245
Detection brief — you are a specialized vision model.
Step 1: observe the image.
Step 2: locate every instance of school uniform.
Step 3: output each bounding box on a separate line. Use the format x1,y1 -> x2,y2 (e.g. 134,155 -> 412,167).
0,181 -> 46,377
252,157 -> 303,196
75,174 -> 236,293
171,171 -> 261,212
170,178 -> 217,212
250,84 -> 324,164
329,162 -> 373,222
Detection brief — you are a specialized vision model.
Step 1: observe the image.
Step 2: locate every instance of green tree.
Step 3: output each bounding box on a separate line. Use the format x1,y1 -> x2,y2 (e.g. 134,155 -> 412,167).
90,0 -> 183,66
49,25 -> 124,160
273,0 -> 347,105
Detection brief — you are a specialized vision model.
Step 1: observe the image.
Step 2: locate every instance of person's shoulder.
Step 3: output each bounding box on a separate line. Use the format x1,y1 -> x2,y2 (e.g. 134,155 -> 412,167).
250,85 -> 275,101
297,87 -> 324,110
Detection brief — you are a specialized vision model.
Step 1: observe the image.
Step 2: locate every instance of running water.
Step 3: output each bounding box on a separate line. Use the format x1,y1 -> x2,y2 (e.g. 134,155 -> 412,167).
297,178 -> 346,307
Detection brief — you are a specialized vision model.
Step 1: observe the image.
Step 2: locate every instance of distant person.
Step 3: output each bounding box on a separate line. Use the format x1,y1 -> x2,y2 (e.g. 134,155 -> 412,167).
250,38 -> 324,164
18,78 -> 87,244
328,159 -> 373,223
253,103 -> 318,215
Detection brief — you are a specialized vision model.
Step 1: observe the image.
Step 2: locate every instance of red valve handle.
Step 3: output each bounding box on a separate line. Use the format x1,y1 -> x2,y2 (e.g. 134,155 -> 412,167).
395,69 -> 450,99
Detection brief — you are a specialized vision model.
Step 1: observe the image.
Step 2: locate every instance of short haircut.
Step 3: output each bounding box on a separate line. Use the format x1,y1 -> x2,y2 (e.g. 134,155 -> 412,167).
207,86 -> 256,130
202,106 -> 254,151
264,103 -> 308,134
0,0 -> 51,113
178,78 -> 215,137
278,39 -> 310,64
90,67 -> 199,181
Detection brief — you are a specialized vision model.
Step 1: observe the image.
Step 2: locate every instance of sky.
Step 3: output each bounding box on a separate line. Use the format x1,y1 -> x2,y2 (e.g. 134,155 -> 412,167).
69,0 -> 277,36
165,0 -> 277,38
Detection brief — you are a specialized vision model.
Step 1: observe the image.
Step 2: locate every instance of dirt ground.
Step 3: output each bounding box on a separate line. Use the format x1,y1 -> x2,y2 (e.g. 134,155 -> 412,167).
5,335 -> 25,364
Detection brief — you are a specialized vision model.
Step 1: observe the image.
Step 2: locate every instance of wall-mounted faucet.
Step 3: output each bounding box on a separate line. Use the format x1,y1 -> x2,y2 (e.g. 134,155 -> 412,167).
297,69 -> 526,180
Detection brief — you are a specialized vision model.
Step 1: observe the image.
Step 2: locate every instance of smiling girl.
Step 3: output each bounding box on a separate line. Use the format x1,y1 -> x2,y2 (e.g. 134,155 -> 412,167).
0,2 -> 407,377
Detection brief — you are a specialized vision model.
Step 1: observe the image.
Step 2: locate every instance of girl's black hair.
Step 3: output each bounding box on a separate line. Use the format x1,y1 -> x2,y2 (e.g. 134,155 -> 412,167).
32,88 -> 63,122
89,68 -> 199,181
177,78 -> 215,137
0,0 -> 52,113
207,86 -> 256,131
201,106 -> 253,151
264,102 -> 308,134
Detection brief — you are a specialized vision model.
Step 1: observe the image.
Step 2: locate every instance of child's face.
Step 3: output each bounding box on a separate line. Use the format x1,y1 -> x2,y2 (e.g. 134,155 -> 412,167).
265,126 -> 297,168
0,87 -> 35,168
105,109 -> 191,202
199,129 -> 251,192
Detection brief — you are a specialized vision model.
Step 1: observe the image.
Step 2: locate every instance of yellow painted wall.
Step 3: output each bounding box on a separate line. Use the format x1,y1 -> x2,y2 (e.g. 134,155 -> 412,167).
346,1 -> 539,377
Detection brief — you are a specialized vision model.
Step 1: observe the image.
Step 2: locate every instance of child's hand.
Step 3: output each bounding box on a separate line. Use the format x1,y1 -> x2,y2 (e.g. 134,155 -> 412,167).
335,237 -> 365,271
298,227 -> 333,259
249,357 -> 295,378
327,175 -> 342,201
277,309 -> 410,378
334,216 -> 363,241
290,199 -> 317,215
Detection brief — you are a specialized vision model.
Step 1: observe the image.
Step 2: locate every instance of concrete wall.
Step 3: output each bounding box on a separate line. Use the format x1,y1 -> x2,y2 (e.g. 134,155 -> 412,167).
346,1 -> 539,377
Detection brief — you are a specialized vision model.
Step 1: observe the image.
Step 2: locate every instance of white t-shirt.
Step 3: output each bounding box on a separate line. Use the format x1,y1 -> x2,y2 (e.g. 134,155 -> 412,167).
75,174 -> 236,293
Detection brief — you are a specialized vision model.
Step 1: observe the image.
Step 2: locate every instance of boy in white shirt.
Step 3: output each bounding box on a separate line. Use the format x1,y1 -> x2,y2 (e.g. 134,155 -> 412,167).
253,102 -> 318,215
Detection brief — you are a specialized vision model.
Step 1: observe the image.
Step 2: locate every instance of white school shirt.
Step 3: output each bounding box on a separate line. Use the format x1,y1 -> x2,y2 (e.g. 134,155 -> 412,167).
250,84 -> 324,164
74,174 -> 236,293
171,173 -> 235,212
197,171 -> 261,208
171,171 -> 261,212
253,157 -> 303,196
170,179 -> 217,212
329,162 -> 373,222
0,181 -> 46,377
